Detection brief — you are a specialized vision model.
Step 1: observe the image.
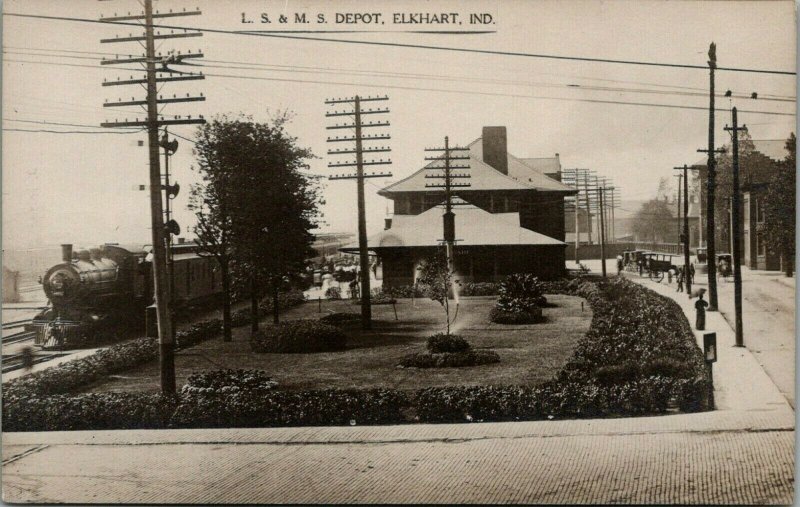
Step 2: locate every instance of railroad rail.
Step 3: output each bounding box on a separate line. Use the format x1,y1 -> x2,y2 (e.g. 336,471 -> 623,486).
2,351 -> 66,374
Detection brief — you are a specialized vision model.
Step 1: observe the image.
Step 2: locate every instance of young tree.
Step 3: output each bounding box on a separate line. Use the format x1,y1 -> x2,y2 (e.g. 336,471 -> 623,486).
764,133 -> 796,277
417,250 -> 454,336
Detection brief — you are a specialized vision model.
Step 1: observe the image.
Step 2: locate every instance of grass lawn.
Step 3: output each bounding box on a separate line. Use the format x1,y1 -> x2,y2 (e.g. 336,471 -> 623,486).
82,294 -> 591,394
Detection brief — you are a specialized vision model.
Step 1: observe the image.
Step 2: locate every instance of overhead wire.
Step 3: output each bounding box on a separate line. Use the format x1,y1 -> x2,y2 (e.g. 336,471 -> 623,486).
4,11 -> 796,75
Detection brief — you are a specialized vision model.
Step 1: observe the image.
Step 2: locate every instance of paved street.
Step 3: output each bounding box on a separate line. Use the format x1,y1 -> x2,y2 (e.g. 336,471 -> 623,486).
3,266 -> 795,504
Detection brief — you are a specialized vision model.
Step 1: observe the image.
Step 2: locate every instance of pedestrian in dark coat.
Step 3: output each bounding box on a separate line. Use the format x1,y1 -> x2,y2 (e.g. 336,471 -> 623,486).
676,266 -> 684,292
695,290 -> 709,330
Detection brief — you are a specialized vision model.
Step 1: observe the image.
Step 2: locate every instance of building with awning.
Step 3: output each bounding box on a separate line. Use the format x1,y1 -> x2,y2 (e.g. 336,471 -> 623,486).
341,198 -> 566,286
341,126 -> 575,287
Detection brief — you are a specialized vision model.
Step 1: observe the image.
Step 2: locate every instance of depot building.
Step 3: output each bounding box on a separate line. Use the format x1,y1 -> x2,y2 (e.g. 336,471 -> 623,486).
342,126 -> 577,287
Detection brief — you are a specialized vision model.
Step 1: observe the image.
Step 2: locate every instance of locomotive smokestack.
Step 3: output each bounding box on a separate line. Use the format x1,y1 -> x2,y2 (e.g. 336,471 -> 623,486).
61,244 -> 73,263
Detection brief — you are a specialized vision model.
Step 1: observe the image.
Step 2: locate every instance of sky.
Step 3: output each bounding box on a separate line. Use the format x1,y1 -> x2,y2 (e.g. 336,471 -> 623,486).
2,0 -> 796,251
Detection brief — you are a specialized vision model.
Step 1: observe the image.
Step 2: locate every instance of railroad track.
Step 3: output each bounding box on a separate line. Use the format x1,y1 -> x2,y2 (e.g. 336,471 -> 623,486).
3,330 -> 36,345
2,318 -> 33,331
2,351 -> 65,374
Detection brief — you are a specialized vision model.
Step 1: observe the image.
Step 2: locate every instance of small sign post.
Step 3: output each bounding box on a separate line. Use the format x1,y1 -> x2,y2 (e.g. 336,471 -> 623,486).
703,332 -> 717,409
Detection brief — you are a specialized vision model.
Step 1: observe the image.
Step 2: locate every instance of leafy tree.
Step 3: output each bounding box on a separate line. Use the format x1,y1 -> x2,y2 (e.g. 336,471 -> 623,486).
219,114 -> 322,328
417,250 -> 455,336
632,199 -> 674,243
764,133 -> 796,276
189,129 -> 236,341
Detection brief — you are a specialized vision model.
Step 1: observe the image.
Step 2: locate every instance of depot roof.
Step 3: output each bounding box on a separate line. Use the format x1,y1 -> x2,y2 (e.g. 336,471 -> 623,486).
341,198 -> 565,251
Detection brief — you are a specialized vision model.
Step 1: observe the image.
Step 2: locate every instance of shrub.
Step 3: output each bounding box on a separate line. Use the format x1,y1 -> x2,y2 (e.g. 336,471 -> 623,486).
2,393 -> 177,432
497,273 -> 547,313
459,282 -> 500,297
319,312 -> 362,326
414,385 -> 539,423
382,285 -> 425,298
333,268 -> 357,283
250,320 -> 347,353
324,286 -> 342,300
171,388 -> 411,428
399,349 -> 500,369
426,333 -> 470,353
182,369 -> 278,394
489,307 -> 543,324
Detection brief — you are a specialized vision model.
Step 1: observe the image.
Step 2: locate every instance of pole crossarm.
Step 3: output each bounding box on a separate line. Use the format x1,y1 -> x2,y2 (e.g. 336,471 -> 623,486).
325,95 -> 389,104
328,146 -> 390,155
327,134 -> 391,142
326,121 -> 390,130
104,96 -> 205,107
103,74 -> 205,86
101,118 -> 206,127
327,160 -> 392,168
329,172 -> 393,180
101,31 -> 202,43
100,9 -> 202,22
325,109 -> 389,117
101,52 -> 204,65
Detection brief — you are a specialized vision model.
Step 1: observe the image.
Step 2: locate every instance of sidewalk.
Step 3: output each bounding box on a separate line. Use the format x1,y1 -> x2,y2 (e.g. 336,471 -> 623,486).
2,267 -> 795,504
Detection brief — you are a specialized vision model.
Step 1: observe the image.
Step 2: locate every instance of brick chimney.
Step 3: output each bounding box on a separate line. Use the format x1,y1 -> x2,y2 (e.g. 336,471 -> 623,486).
482,126 -> 508,175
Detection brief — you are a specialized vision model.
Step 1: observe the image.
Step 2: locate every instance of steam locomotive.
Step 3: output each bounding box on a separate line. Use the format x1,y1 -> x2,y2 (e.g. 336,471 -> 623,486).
32,241 -> 221,349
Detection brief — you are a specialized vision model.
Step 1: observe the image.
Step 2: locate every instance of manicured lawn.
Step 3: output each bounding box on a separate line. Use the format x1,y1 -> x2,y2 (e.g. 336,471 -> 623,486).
82,294 -> 591,394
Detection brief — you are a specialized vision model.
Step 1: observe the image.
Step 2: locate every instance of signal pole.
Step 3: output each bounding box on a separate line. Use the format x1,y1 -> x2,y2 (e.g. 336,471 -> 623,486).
100,0 -> 206,394
325,95 -> 392,330
725,107 -> 747,347
424,137 -> 471,281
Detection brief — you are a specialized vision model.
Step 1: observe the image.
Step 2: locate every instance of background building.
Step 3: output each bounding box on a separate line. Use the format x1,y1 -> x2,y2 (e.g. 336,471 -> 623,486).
346,126 -> 576,286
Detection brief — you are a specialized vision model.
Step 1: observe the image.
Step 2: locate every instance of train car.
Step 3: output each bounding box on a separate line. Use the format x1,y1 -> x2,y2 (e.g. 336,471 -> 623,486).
32,240 -> 221,349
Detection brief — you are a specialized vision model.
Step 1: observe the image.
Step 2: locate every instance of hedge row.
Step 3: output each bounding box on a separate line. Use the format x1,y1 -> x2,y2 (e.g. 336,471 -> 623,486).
3,278 -> 711,431
384,281 -> 502,298
3,293 -> 306,401
230,290 -> 307,327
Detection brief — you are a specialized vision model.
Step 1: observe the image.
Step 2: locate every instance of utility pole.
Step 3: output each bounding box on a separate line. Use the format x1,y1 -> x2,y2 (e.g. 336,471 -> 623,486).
675,173 -> 683,241
325,95 -> 392,330
674,164 -> 700,295
100,1 -> 205,394
598,186 -> 608,277
697,42 -> 724,311
725,107 -> 747,347
424,137 -> 471,292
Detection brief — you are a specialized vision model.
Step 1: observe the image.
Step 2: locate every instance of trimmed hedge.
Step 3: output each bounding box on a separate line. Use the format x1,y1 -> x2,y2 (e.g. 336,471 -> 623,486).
171,388 -> 409,428
250,320 -> 347,353
489,307 -> 543,324
318,312 -> 362,326
3,277 -> 711,431
427,333 -> 470,353
399,350 -> 501,369
182,369 -> 278,394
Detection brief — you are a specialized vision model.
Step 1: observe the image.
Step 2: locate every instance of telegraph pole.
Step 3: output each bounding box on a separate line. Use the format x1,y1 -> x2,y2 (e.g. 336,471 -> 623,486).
675,173 -> 682,239
599,187 -> 606,276
325,95 -> 392,330
674,164 -> 699,295
725,107 -> 747,347
160,129 -> 180,341
424,137 -> 471,280
698,42 -> 723,311
100,0 -> 205,394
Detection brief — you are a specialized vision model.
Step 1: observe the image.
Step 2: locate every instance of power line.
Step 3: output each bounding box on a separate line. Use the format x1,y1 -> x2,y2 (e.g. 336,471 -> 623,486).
8,48 -> 795,102
3,127 -> 143,134
3,12 -> 796,76
5,57 -> 793,117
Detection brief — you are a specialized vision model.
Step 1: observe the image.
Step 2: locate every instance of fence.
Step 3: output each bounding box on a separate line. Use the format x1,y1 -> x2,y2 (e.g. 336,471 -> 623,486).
566,242 -> 685,260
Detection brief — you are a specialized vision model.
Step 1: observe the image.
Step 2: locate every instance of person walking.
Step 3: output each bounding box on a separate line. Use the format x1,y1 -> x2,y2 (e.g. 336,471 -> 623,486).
676,266 -> 684,292
694,289 -> 709,330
